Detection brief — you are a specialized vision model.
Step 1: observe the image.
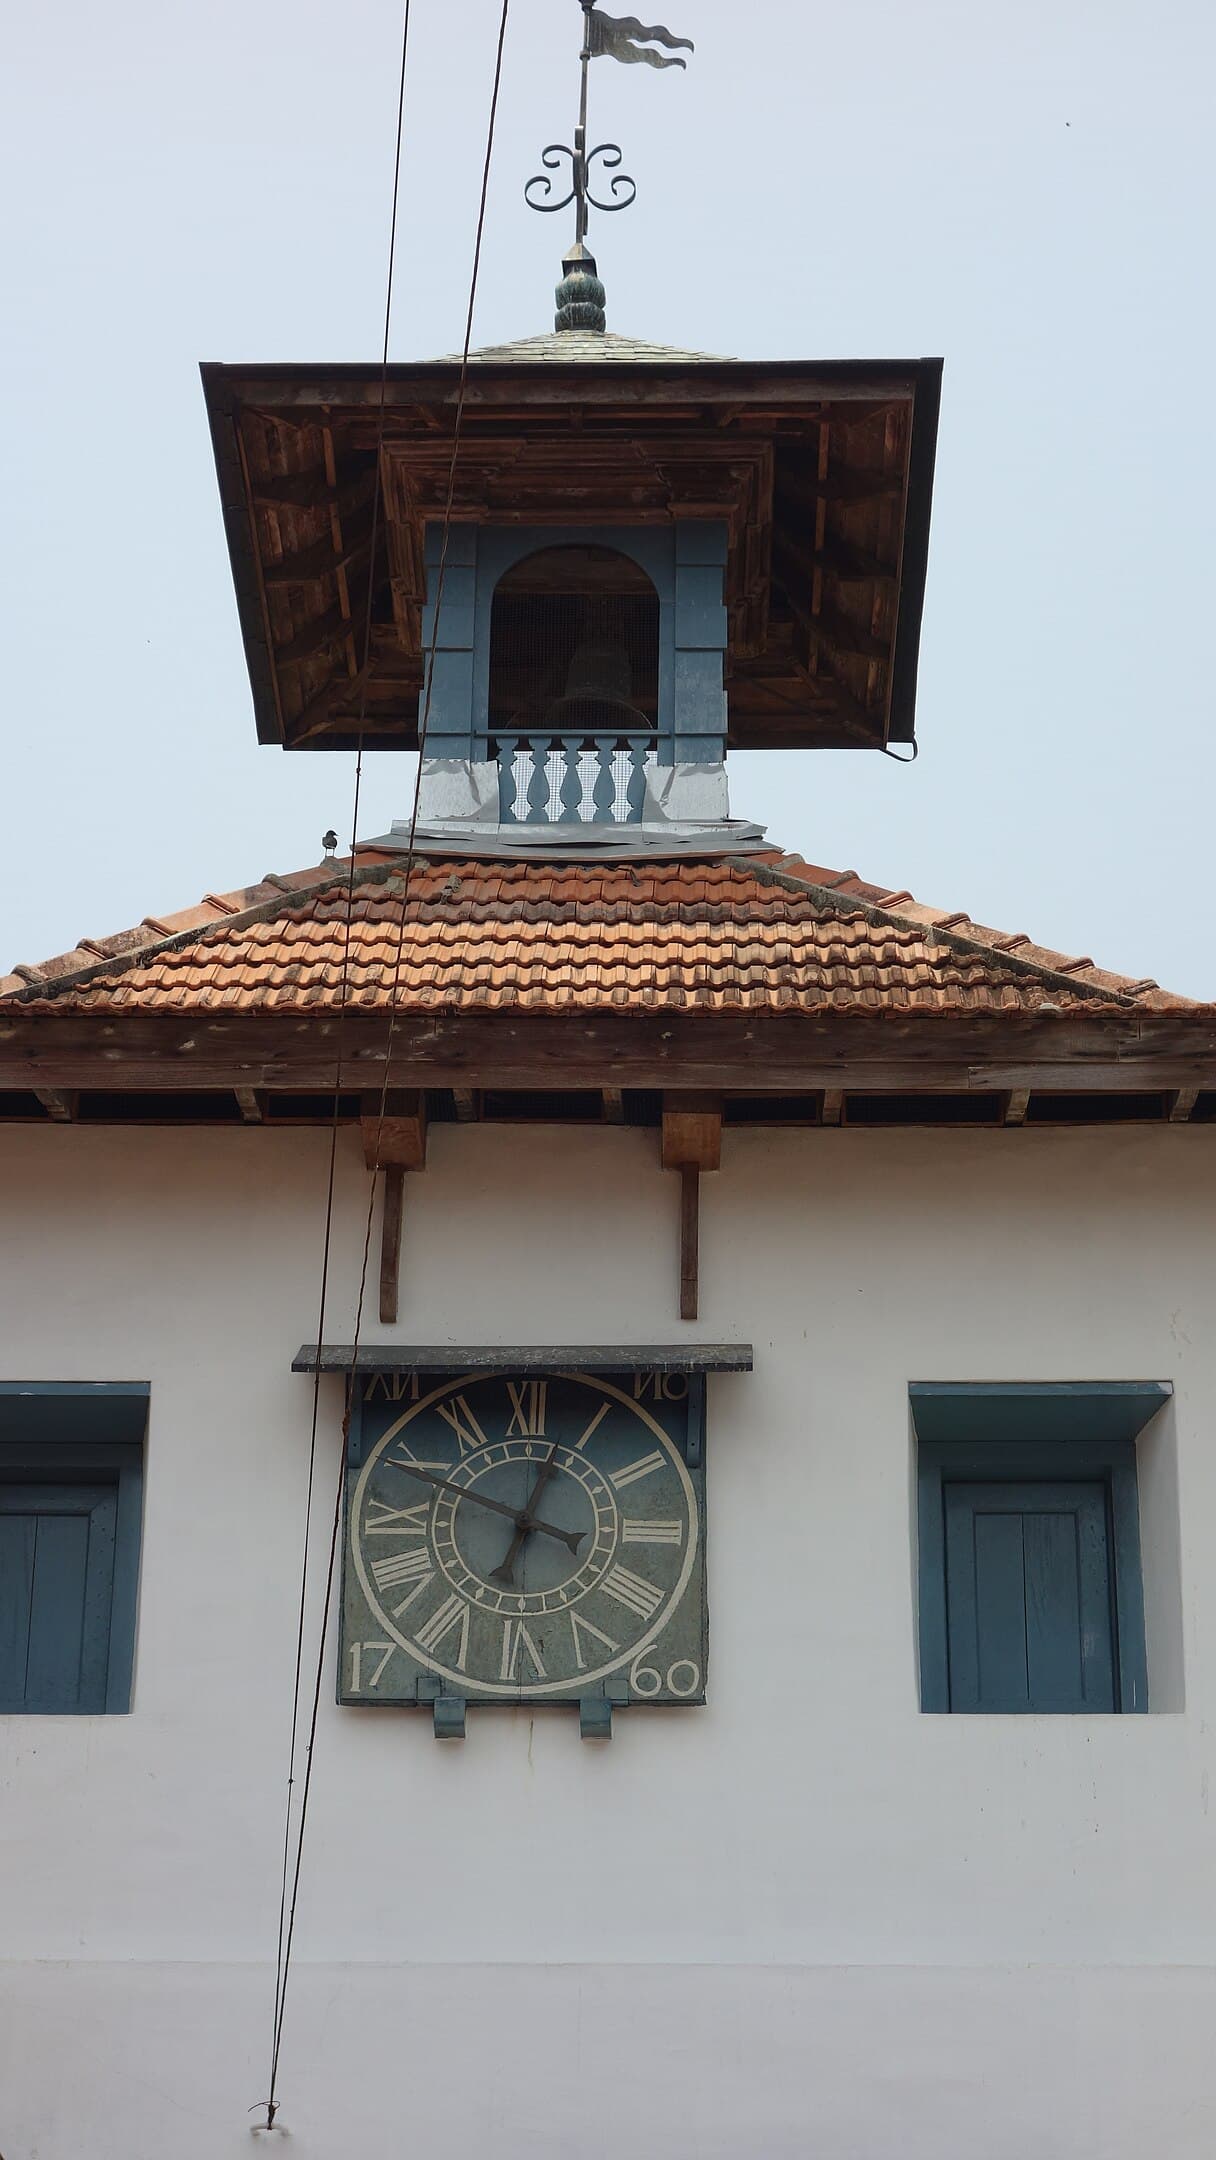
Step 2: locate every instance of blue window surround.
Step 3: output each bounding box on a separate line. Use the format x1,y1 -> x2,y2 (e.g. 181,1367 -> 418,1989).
912,1384 -> 1166,1715
420,520 -> 730,766
0,1384 -> 147,1714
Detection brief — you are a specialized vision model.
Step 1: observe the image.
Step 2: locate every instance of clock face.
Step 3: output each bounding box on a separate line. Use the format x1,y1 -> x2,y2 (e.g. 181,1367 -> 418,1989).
341,1369 -> 706,1706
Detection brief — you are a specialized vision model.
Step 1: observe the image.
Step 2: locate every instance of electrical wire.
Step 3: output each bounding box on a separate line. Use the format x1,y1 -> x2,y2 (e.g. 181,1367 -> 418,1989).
261,0 -> 414,2129
261,0 -> 513,2127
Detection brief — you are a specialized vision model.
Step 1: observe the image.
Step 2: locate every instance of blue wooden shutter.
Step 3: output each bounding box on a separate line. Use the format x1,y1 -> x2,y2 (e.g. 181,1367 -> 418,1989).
0,1482 -> 118,1712
943,1479 -> 1116,1712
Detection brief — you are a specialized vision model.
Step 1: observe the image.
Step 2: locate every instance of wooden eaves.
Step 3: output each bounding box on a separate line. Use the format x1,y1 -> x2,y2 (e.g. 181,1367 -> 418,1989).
4,1005 -> 1216,1097
201,353 -> 942,757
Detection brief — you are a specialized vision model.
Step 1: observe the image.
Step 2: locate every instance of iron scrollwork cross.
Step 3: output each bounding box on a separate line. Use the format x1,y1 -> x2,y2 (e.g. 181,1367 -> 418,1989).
524,0 -> 692,245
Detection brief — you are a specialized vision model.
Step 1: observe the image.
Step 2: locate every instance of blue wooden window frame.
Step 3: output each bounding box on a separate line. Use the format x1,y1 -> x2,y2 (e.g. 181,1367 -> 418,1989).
912,1384 -> 1164,1715
419,520 -> 730,767
0,1384 -> 147,1714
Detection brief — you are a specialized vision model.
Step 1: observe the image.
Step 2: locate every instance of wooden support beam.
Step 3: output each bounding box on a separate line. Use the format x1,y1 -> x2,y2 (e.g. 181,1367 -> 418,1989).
771,564 -> 889,667
602,1087 -> 624,1124
379,1167 -> 406,1325
35,1088 -> 75,1122
261,531 -> 373,587
364,1095 -> 426,1321
806,611 -> 889,665
775,465 -> 905,512
821,1088 -> 843,1126
1169,1086 -> 1201,1122
1004,1088 -> 1031,1125
662,1094 -> 721,1323
234,1087 -> 263,1123
812,540 -> 897,586
274,606 -> 354,668
679,1165 -> 700,1323
251,468 -> 377,514
452,1088 -> 479,1122
362,1089 -> 427,1170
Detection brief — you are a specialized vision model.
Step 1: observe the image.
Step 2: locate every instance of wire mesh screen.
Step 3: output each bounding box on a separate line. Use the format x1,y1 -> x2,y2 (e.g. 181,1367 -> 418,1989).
488,546 -> 660,738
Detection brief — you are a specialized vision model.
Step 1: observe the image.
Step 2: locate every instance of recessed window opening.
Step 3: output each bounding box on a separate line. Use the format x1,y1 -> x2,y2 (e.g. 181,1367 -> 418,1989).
488,545 -> 660,743
0,1384 -> 147,1715
912,1383 -> 1166,1715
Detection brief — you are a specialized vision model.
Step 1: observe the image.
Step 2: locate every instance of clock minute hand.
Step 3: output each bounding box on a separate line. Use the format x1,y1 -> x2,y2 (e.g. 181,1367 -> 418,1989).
389,1459 -> 584,1557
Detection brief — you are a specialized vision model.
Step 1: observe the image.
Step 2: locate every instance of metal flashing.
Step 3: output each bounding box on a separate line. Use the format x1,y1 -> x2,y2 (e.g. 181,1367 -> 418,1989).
361,820 -> 769,862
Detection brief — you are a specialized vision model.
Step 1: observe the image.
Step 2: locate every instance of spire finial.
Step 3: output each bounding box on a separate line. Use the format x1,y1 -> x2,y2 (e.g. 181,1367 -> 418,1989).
525,2 -> 694,334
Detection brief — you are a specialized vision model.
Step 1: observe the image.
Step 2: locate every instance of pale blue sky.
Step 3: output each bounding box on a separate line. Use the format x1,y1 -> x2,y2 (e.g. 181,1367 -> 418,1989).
3,0 -> 1213,989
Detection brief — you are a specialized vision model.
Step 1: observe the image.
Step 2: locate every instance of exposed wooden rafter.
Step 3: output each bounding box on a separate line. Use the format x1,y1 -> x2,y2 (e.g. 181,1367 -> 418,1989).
273,606 -> 354,668
252,469 -> 376,514
35,1088 -> 75,1122
261,532 -> 373,587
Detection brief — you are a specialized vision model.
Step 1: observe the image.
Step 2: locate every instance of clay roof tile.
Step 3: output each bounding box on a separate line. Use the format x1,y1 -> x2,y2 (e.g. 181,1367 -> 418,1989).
2,845 -> 1196,1019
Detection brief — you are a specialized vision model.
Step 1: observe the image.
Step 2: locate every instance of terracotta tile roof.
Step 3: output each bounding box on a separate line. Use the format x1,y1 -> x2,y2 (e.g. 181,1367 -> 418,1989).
0,849 -> 1190,1017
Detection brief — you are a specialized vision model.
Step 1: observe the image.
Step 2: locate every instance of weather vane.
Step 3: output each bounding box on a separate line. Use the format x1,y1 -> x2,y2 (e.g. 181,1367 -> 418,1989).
525,0 -> 693,331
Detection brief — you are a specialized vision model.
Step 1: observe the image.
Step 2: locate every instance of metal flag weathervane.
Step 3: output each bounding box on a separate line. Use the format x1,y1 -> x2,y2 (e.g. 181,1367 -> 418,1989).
525,0 -> 693,331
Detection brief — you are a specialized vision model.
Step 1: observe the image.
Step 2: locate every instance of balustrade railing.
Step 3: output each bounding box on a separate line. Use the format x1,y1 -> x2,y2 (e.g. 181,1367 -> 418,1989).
495,734 -> 652,825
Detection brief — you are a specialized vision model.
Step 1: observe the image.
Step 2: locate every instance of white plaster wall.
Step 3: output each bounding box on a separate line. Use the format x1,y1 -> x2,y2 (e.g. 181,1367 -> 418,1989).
2,1121 -> 1216,2156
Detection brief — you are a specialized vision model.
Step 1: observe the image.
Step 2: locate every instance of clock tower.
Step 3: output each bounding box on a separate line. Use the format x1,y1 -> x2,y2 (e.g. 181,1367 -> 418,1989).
198,20 -> 941,1740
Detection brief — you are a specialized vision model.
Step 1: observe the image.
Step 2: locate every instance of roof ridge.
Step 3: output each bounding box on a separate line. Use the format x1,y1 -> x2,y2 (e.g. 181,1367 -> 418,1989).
0,860 -> 396,1005
745,855 -> 1162,1009
430,329 -> 734,366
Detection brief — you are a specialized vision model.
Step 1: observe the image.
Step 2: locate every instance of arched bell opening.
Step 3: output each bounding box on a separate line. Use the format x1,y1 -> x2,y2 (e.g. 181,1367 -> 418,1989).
488,545 -> 660,824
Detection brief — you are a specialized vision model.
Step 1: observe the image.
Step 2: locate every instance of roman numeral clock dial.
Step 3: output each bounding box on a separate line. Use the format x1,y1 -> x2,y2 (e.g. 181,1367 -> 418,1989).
340,1370 -> 707,1727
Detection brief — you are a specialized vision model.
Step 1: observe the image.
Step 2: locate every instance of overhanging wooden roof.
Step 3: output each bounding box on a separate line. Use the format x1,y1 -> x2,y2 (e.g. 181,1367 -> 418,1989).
201,340 -> 942,756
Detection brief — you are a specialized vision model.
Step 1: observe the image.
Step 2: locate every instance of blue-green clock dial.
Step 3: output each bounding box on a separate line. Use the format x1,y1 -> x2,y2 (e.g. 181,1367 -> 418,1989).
341,1369 -> 706,1706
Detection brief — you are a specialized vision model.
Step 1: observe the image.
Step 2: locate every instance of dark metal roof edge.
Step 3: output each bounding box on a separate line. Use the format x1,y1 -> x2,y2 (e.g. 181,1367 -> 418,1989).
199,361 -> 283,748
887,358 -> 943,745
293,1343 -> 755,1375
198,356 -> 942,397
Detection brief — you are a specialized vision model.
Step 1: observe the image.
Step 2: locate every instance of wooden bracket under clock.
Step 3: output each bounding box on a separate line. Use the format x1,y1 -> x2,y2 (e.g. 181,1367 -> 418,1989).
361,1090 -> 428,1324
661,1094 -> 723,1322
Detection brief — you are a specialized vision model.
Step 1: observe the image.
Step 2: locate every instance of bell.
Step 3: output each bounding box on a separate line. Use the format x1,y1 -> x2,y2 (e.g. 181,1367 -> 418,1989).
548,639 -> 647,732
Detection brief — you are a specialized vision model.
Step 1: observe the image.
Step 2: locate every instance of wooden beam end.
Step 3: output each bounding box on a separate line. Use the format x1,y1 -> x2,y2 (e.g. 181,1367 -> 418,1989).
661,1092 -> 723,1172
362,1089 -> 428,1170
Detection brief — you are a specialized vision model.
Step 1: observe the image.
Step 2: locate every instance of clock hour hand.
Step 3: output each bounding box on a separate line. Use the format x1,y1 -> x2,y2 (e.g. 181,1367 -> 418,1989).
490,1441 -> 561,1587
390,1458 -> 584,1557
